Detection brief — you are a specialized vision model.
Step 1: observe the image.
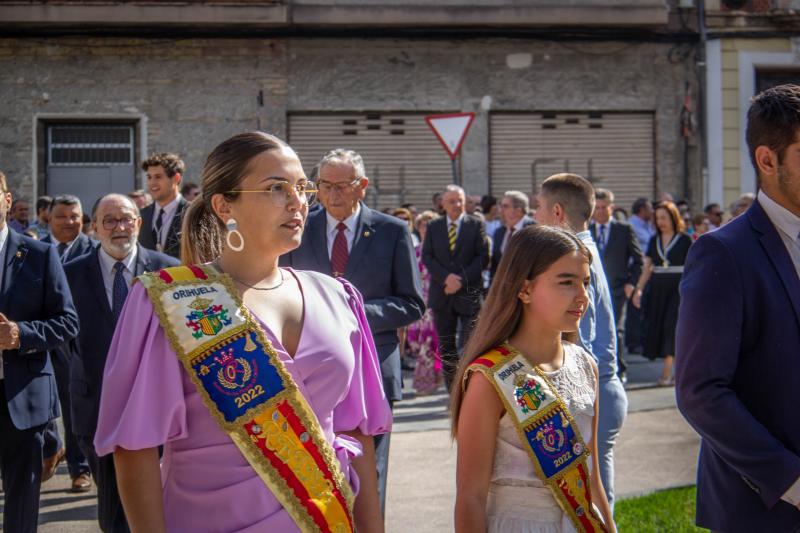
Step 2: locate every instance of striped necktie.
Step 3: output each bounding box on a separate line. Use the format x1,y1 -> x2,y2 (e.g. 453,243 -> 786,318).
448,222 -> 457,252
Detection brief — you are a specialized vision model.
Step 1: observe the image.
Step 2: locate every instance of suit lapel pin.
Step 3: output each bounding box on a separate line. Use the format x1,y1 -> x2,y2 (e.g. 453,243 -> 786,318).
363,230 -> 370,238
15,251 -> 22,259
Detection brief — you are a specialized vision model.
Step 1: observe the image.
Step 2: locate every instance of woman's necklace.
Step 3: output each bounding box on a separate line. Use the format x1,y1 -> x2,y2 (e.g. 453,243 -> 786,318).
656,233 -> 678,267
213,260 -> 285,291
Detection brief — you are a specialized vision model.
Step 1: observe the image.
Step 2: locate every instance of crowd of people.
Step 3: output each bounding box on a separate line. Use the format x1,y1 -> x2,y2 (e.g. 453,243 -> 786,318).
0,84 -> 798,533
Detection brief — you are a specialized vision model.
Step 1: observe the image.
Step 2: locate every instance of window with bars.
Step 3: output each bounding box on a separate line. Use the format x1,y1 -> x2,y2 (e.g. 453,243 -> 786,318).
47,125 -> 134,166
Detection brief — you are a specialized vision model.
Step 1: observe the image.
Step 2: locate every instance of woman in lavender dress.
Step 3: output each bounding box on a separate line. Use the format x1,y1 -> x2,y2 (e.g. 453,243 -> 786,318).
408,210 -> 442,395
94,132 -> 391,532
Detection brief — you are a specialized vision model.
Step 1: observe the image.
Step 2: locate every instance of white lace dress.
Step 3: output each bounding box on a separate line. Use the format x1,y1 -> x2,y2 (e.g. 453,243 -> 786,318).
486,342 -> 598,533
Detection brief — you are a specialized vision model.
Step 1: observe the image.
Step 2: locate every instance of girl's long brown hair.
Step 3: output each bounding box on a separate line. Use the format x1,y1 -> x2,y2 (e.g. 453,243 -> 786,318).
449,224 -> 591,438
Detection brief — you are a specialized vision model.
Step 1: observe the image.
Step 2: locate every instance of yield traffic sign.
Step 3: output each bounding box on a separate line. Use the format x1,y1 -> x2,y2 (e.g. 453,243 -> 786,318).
425,112 -> 475,161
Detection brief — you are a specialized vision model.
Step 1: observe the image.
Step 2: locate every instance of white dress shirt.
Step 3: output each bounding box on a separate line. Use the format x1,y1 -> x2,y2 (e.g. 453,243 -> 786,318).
49,232 -> 78,261
153,196 -> 180,248
758,190 -> 800,280
0,224 -> 11,380
595,221 -> 611,251
326,204 -> 361,259
97,247 -> 138,308
757,191 -> 800,507
446,213 -> 465,237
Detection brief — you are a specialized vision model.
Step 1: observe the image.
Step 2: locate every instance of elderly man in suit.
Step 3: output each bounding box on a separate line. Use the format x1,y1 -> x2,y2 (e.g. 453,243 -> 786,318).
137,152 -> 188,259
590,188 -> 643,383
490,190 -> 534,282
280,148 -> 424,515
40,194 -> 95,490
0,171 -> 79,533
65,193 -> 178,532
422,184 -> 489,391
676,84 -> 800,532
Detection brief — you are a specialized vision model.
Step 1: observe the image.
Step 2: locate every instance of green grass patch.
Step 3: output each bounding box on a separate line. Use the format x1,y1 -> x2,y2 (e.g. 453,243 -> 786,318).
615,486 -> 706,532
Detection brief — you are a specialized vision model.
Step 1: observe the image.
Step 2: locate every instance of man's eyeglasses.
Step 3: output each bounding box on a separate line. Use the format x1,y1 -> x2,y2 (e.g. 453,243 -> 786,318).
317,178 -> 361,194
101,216 -> 138,231
227,181 -> 318,207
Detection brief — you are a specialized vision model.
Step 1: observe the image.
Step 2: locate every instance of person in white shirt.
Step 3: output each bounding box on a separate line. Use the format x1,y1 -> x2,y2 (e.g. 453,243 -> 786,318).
64,193 -> 178,532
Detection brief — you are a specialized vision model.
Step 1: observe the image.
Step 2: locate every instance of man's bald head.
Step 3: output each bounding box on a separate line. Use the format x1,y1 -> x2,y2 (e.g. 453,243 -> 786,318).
93,193 -> 143,260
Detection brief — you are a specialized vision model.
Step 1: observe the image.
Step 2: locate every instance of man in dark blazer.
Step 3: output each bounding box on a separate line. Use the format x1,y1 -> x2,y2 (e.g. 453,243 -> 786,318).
422,184 -> 489,390
280,149 -> 424,515
0,172 -> 79,533
137,152 -> 188,259
490,190 -> 534,281
40,194 -> 95,490
41,194 -> 95,262
589,188 -> 643,382
65,193 -> 178,532
675,84 -> 800,532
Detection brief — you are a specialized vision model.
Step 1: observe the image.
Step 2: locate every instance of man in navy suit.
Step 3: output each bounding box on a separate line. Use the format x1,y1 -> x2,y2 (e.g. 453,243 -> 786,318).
422,184 -> 489,390
0,172 -> 79,533
490,190 -> 534,282
40,194 -> 95,490
65,193 -> 178,532
590,188 -> 643,382
280,148 -> 424,515
676,84 -> 800,531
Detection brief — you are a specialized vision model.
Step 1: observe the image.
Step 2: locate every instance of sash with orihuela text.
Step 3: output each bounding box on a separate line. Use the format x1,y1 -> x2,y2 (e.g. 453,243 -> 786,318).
464,344 -> 608,533
139,265 -> 354,533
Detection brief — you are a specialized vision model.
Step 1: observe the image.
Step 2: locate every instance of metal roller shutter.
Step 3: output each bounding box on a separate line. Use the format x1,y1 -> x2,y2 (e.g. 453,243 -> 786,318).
288,113 -> 453,211
490,112 -> 655,211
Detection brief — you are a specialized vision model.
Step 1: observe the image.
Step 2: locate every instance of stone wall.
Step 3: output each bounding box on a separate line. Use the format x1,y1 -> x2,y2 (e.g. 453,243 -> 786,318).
0,37 -> 287,196
0,34 -> 699,204
289,37 -> 699,200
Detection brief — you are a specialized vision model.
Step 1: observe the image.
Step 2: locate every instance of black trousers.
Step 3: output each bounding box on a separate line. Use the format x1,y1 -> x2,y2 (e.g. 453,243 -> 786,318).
50,355 -> 89,478
77,435 -> 130,533
0,381 -> 47,533
433,307 -> 477,391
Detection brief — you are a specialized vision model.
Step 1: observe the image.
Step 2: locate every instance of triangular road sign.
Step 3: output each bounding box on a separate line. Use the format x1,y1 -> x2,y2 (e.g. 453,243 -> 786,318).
425,112 -> 475,160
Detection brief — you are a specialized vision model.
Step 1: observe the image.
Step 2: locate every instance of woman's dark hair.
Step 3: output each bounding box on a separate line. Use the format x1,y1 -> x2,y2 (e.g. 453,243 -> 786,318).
654,201 -> 686,235
180,132 -> 288,264
449,225 -> 591,438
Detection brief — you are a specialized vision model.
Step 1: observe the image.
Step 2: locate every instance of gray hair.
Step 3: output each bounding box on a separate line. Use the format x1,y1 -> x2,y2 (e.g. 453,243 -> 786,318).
444,184 -> 465,197
503,190 -> 529,212
92,193 -> 141,220
595,188 -> 615,203
50,194 -> 82,213
318,148 -> 366,179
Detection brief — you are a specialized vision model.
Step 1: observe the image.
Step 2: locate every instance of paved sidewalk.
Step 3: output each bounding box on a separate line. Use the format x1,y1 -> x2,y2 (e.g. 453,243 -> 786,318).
386,376 -> 699,533
1,361 -> 698,532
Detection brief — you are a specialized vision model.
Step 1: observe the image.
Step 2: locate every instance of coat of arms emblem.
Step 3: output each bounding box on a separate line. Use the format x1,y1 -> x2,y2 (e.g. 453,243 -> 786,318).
514,375 -> 547,414
185,296 -> 232,339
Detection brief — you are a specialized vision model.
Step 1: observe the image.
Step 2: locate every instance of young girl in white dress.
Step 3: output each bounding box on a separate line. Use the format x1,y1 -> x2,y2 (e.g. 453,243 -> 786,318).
451,225 -> 616,533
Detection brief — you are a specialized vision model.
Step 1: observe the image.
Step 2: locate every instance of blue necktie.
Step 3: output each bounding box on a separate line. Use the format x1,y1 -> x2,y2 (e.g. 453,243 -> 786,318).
597,225 -> 606,255
112,262 -> 128,322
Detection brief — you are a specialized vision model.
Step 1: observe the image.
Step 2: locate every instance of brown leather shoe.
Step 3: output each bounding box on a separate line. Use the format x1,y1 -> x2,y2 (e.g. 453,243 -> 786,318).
42,447 -> 65,482
71,472 -> 92,493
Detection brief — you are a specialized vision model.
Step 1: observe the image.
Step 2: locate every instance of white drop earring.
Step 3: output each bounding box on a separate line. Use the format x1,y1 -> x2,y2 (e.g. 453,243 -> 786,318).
226,218 -> 244,252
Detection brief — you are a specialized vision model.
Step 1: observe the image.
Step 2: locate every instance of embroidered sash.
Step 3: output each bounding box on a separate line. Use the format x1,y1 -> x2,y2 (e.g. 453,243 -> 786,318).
139,265 -> 354,533
464,344 -> 608,533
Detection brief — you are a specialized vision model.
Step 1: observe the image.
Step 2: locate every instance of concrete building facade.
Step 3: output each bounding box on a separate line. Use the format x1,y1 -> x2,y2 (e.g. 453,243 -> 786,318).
0,0 -> 704,213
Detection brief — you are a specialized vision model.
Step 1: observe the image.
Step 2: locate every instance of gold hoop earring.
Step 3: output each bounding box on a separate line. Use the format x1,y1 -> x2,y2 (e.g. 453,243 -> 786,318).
226,218 -> 244,252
